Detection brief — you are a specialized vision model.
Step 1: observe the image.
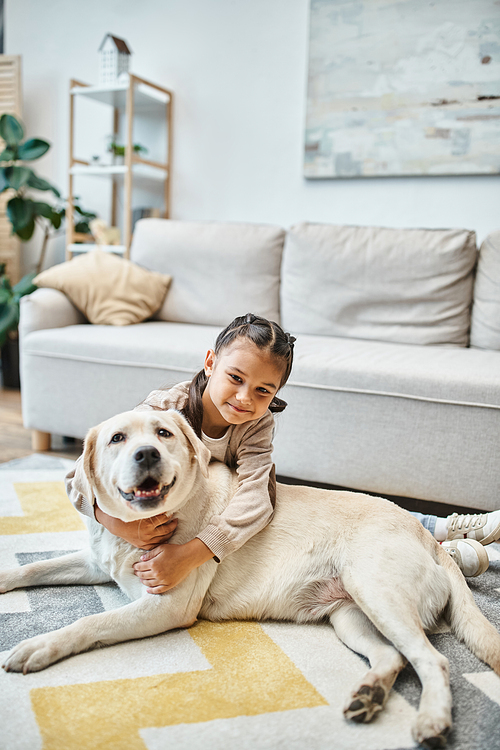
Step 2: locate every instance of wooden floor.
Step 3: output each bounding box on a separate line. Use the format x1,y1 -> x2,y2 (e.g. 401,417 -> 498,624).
0,386 -> 83,464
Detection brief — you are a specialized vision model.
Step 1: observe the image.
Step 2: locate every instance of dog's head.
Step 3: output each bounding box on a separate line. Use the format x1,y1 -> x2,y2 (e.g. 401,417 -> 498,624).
75,409 -> 211,521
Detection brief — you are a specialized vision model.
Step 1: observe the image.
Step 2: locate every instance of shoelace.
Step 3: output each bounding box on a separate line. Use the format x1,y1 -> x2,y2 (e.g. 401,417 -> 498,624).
447,512 -> 487,535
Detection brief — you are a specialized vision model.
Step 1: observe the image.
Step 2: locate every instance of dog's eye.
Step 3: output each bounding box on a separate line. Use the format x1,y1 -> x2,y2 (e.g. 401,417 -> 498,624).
158,428 -> 172,438
111,433 -> 125,443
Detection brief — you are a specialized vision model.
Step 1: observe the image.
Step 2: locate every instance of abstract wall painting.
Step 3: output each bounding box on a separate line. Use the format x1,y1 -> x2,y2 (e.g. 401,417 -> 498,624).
304,0 -> 500,178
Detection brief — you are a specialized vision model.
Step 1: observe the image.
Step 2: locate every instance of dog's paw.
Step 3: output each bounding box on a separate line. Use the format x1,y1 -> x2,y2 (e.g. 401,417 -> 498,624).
0,571 -> 21,594
344,683 -> 387,723
2,634 -> 63,674
412,714 -> 451,749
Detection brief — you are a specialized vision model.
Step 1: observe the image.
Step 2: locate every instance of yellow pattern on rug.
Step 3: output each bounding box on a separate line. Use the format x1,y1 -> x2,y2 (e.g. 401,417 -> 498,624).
0,481 -> 85,535
30,620 -> 328,750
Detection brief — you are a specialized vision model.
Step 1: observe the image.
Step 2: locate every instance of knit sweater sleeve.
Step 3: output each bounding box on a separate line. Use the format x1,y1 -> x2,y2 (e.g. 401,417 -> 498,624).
196,411 -> 275,561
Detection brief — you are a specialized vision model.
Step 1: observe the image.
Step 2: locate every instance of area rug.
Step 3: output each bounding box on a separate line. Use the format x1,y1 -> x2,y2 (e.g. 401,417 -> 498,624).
1,455 -> 499,750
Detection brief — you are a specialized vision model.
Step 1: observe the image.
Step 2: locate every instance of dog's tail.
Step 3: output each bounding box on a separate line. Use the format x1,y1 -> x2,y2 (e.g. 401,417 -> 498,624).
437,544 -> 500,675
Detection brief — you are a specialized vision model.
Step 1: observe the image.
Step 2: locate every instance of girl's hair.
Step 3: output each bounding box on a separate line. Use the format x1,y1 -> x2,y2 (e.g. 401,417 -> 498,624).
181,313 -> 296,437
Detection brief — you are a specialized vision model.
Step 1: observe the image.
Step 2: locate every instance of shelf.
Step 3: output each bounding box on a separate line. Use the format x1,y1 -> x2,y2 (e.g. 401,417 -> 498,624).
68,243 -> 126,255
70,162 -> 168,181
70,81 -> 170,112
68,72 -> 172,260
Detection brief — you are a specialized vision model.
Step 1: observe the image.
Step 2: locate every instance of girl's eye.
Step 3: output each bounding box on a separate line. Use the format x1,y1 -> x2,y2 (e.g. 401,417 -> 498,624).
229,374 -> 242,383
158,428 -> 172,438
111,433 -> 125,443
258,388 -> 270,395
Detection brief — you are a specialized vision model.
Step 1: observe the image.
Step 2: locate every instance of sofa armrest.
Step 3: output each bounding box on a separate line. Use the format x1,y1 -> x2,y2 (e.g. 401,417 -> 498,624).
19,288 -> 86,338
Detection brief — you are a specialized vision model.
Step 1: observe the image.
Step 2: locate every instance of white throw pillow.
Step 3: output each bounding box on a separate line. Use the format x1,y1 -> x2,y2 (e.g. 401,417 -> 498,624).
281,223 -> 477,347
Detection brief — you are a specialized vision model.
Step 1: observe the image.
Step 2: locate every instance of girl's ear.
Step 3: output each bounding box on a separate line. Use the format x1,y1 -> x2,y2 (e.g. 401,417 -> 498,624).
204,349 -> 216,377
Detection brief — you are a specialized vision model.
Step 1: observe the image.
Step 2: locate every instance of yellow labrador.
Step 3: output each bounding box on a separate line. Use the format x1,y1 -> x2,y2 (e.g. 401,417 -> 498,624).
1,410 -> 500,748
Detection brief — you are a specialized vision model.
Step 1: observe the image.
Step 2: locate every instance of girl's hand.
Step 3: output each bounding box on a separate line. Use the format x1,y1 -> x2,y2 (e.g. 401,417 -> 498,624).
133,538 -> 214,594
94,504 -> 178,550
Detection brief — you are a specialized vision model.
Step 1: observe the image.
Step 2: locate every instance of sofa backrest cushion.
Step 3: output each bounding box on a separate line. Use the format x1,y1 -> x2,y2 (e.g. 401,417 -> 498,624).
281,223 -> 477,346
130,219 -> 285,326
470,230 -> 500,350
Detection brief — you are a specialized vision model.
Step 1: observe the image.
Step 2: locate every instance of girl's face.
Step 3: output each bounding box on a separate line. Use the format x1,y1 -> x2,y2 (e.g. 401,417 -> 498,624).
201,340 -> 284,437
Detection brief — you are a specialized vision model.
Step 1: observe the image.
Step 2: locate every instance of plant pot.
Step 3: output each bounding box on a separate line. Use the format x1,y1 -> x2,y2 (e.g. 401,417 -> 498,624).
1,336 -> 20,389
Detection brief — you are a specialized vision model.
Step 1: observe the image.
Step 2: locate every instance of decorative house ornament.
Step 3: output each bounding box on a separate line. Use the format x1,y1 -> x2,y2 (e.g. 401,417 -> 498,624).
98,34 -> 132,86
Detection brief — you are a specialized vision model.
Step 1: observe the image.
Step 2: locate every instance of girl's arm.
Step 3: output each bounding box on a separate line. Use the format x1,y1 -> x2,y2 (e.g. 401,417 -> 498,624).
94,505 -> 178,550
196,412 -> 276,561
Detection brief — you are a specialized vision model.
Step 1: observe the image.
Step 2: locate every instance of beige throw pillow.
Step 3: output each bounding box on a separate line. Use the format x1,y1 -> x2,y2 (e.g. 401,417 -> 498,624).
34,250 -> 172,325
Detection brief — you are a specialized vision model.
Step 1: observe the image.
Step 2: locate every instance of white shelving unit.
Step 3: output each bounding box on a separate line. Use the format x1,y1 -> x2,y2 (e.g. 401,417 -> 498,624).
67,74 -> 173,259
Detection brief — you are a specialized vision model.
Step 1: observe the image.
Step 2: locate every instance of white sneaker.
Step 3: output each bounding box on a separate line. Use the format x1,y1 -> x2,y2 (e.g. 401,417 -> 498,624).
446,510 -> 500,545
441,539 -> 489,577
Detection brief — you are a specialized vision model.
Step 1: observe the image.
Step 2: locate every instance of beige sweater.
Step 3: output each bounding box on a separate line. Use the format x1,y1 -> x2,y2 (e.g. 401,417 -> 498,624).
65,382 -> 276,561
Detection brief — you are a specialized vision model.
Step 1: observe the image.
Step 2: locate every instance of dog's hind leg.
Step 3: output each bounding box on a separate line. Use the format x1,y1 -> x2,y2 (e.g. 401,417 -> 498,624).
0,551 -> 111,593
330,601 -> 406,723
343,569 -> 452,748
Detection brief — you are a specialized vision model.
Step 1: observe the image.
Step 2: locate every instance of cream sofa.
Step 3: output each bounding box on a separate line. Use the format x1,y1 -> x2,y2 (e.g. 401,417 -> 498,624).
19,220 -> 500,511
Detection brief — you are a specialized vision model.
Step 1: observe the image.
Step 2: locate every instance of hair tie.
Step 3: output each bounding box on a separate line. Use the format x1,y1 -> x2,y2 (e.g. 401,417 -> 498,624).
286,333 -> 296,347
244,313 -> 256,324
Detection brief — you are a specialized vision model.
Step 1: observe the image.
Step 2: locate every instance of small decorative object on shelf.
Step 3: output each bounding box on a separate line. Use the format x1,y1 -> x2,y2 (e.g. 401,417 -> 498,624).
90,218 -> 121,247
98,34 -> 132,86
107,135 -> 148,165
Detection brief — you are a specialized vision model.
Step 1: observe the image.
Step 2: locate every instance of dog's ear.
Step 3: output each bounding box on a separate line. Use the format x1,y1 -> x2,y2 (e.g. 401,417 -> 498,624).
168,410 -> 211,478
72,426 -> 99,505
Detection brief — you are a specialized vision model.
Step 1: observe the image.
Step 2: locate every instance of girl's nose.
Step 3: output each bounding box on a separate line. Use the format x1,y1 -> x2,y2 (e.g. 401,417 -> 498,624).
236,386 -> 252,405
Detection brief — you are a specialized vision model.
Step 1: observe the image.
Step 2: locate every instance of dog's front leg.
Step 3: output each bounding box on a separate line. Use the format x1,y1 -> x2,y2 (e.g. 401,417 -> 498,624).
2,563 -> 213,674
0,551 -> 111,593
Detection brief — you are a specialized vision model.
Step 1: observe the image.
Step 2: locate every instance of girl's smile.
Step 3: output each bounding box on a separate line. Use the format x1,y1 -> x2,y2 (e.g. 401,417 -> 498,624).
201,341 -> 284,438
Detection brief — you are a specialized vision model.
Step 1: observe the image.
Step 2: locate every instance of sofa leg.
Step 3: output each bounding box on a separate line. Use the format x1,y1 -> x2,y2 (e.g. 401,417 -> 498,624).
32,430 -> 51,452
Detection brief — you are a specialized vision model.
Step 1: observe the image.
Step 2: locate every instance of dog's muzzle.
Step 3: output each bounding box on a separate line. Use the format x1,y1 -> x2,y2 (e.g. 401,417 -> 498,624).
118,476 -> 177,503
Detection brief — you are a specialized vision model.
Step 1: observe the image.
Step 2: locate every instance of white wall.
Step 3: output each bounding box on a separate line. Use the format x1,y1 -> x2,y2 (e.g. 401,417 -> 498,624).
6,0 -> 500,272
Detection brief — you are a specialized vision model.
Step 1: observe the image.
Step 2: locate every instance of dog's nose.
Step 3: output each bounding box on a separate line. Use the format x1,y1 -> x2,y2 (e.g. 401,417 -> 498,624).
133,445 -> 161,467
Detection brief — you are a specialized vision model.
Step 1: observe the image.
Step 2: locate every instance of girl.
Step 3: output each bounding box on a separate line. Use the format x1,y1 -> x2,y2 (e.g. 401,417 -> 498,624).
66,312 -> 296,593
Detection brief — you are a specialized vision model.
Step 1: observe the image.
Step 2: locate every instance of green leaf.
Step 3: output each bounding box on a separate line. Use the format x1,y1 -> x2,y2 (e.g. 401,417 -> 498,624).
13,271 -> 37,299
0,275 -> 12,291
0,146 -> 16,162
27,172 -> 61,197
7,196 -> 34,230
15,217 -> 36,241
33,201 -> 54,219
0,169 -> 8,193
0,287 -> 12,306
18,138 -> 50,161
0,114 -> 24,147
4,165 -> 32,190
50,209 -> 64,230
74,205 -> 97,219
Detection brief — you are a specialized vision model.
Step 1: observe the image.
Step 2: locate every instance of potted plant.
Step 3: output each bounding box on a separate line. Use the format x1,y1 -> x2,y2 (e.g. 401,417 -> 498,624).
0,113 -> 95,387
107,135 -> 148,165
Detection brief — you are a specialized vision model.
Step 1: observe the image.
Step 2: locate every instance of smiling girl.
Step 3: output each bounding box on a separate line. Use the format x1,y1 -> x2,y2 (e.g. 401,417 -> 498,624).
66,313 -> 296,593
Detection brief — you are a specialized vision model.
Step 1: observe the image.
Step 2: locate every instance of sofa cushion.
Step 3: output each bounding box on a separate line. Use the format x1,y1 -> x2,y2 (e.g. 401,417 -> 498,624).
34,250 -> 171,326
286,334 -> 500,408
470,231 -> 500,350
281,224 -> 477,346
130,219 -> 284,325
